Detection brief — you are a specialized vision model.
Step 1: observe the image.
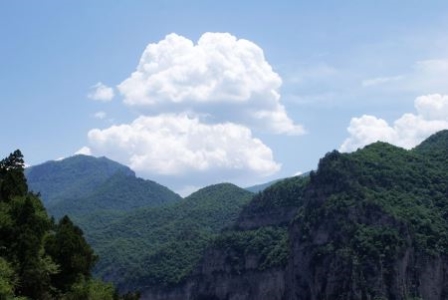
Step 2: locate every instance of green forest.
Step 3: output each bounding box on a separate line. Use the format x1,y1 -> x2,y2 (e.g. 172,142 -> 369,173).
0,150 -> 139,300
11,130 -> 448,299
84,183 -> 254,291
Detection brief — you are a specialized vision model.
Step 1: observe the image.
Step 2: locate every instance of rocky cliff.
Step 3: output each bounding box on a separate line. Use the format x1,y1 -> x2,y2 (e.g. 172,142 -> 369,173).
142,130 -> 448,300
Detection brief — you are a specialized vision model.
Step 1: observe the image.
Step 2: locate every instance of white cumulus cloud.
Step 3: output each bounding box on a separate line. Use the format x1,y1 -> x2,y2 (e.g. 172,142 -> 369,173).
117,32 -> 303,135
75,146 -> 92,156
340,94 -> 448,152
85,114 -> 280,187
88,82 -> 115,102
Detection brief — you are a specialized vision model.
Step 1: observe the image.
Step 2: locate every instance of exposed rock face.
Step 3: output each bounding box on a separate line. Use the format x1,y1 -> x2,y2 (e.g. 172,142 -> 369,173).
142,248 -> 285,300
285,217 -> 448,300
236,206 -> 297,230
142,131 -> 448,300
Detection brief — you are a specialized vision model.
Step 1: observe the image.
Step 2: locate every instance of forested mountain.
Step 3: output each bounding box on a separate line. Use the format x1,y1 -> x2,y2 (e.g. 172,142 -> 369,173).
25,155 -> 182,218
81,183 -> 253,293
142,130 -> 448,300
0,150 -> 139,299
24,155 -> 255,295
25,155 -> 133,205
17,130 -> 448,299
244,178 -> 284,193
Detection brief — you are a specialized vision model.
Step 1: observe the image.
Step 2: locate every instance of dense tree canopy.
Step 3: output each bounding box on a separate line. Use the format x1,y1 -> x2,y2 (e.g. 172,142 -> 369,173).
0,150 -> 135,299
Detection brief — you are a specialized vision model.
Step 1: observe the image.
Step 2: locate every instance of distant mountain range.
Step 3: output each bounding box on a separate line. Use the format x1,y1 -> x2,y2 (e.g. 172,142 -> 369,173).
25,155 -> 255,293
25,155 -> 182,219
24,130 -> 448,299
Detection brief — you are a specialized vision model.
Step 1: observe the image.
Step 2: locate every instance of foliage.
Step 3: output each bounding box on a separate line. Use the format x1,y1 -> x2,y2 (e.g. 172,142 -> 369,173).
26,155 -> 182,219
24,155 -> 133,205
212,226 -> 289,271
16,130 -> 448,298
239,174 -> 308,220
0,151 -> 129,299
0,257 -> 16,299
81,183 -> 253,291
45,216 -> 98,291
64,278 -> 116,300
0,150 -> 27,202
293,130 -> 448,298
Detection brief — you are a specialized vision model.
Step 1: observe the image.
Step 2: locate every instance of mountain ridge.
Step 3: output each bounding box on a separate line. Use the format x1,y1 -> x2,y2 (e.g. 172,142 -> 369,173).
142,130 -> 448,300
25,155 -> 182,219
21,130 -> 448,299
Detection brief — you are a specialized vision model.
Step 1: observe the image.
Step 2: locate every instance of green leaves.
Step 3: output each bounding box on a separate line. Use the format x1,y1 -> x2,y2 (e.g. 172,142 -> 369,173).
213,226 -> 289,271
0,257 -> 16,299
45,215 -> 98,291
290,131 -> 448,299
84,183 -> 253,291
0,150 -> 27,202
0,151 -> 121,299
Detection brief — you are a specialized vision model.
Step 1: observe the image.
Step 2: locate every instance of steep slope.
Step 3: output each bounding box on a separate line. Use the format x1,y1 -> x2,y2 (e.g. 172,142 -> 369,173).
237,175 -> 309,229
0,150 -> 123,299
25,155 -> 181,218
143,130 -> 448,300
413,129 -> 448,155
48,171 -> 181,218
81,183 -> 254,293
285,134 -> 448,299
244,172 -> 310,194
143,176 -> 308,300
25,155 -> 133,205
245,178 -> 284,193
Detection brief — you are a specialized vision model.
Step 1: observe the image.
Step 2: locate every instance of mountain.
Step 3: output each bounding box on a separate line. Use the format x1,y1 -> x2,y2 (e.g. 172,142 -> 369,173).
0,150 -> 132,299
245,172 -> 310,193
244,178 -> 284,193
25,155 -> 133,205
80,183 -> 254,293
142,130 -> 448,300
25,155 -> 182,218
25,155 -> 254,295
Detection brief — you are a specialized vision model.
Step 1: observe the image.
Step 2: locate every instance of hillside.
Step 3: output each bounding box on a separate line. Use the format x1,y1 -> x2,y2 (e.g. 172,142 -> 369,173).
0,150 -> 136,299
21,130 -> 448,299
24,154 -> 254,294
142,129 -> 448,300
244,178 -> 284,193
25,155 -> 182,218
25,155 -> 133,205
80,183 -> 254,292
244,172 -> 309,194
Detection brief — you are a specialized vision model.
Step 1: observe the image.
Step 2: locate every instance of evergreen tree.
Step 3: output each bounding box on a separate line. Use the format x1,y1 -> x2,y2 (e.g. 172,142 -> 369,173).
0,150 -> 126,299
45,215 -> 97,291
0,150 -> 27,202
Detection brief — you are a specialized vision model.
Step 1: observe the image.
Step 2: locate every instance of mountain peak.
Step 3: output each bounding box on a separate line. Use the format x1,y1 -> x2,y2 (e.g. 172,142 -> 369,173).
186,182 -> 250,200
25,155 -> 181,218
25,155 -> 134,205
414,129 -> 448,154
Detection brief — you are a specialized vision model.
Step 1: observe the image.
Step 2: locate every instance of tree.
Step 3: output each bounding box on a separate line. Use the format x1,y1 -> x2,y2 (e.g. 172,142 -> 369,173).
0,150 -> 27,202
45,215 -> 98,291
0,150 -> 123,299
9,195 -> 54,299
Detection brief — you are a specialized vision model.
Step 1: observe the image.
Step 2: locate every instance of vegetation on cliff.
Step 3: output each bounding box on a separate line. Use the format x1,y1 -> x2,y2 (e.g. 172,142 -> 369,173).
18,130 -> 448,299
289,130 -> 448,299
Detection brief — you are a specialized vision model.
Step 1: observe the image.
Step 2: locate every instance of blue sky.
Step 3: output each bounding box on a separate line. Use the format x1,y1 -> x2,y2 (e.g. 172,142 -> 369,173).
2,1 -> 448,195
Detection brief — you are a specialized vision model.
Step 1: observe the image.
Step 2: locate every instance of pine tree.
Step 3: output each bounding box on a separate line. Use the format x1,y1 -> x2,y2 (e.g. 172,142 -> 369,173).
45,215 -> 98,292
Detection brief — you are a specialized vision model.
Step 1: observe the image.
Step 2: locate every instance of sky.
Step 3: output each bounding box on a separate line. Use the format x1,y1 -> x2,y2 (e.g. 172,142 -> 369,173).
2,1 -> 448,195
